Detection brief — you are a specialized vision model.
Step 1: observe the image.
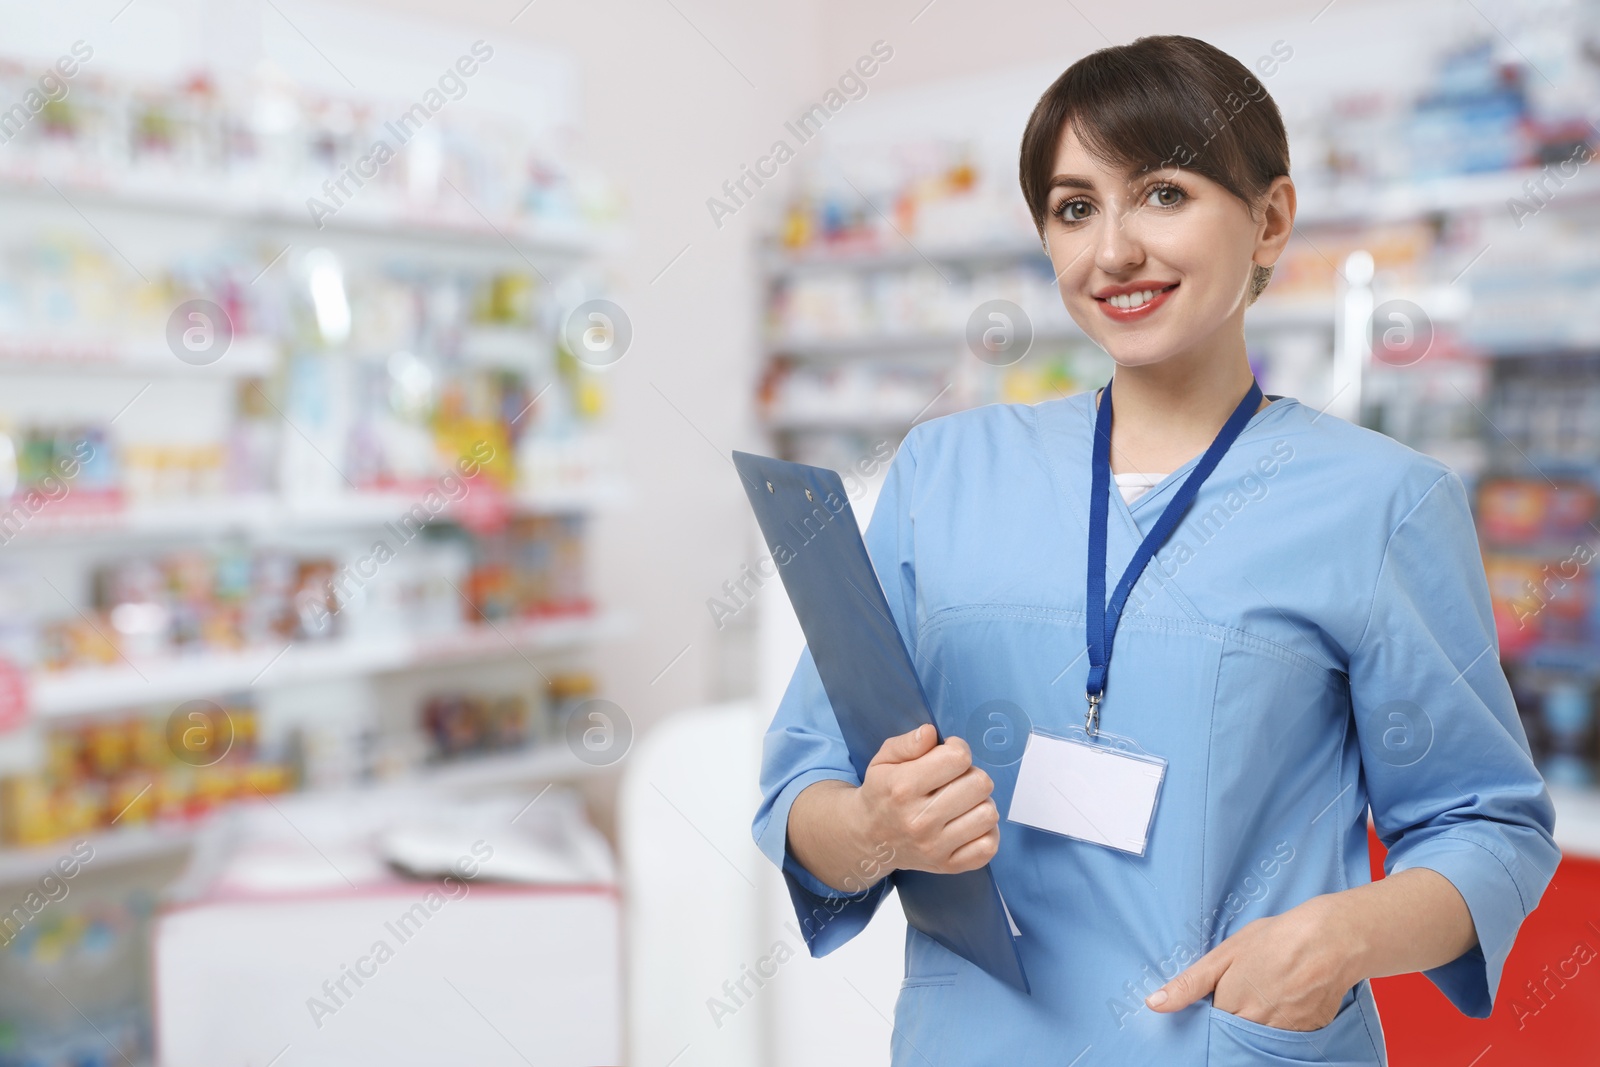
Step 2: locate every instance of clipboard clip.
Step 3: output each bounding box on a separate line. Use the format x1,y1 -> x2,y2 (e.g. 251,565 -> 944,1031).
1085,690 -> 1102,738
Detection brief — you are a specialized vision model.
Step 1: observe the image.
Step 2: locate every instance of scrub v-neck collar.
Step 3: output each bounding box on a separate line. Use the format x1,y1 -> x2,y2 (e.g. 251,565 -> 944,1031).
1035,388 -> 1299,553
1088,387 -> 1294,526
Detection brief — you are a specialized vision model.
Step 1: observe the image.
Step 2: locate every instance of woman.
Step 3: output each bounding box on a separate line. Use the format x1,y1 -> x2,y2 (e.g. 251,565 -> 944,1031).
751,34 -> 1559,1065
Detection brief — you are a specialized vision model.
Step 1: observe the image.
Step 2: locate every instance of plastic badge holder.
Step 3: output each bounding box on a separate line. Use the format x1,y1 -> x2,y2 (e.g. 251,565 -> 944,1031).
1006,724 -> 1168,857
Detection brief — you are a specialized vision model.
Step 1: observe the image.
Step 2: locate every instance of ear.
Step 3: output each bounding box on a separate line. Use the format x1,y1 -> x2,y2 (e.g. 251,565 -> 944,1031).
1252,175 -> 1296,269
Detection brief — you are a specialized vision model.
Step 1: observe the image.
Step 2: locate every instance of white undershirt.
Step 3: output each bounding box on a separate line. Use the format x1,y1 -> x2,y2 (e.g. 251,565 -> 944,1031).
1099,388 -> 1273,506
1115,472 -> 1169,505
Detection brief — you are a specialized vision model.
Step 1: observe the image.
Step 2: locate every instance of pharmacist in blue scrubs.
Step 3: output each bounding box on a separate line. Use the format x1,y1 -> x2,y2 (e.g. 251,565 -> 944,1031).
751,35 -> 1559,1066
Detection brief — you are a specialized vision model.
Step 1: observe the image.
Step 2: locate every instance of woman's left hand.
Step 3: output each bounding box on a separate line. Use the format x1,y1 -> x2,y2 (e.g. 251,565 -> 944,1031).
1143,894 -> 1359,1031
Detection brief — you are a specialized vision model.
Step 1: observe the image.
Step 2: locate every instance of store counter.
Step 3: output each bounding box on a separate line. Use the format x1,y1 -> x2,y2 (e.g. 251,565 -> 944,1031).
151,786 -> 622,1066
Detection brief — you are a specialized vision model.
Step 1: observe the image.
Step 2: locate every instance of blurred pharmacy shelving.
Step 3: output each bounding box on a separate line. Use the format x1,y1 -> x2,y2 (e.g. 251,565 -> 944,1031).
0,737 -> 608,886
0,173 -> 601,255
27,611 -> 630,719
0,481 -> 627,543
0,36 -> 629,1065
0,60 -> 631,821
752,34 -> 1600,843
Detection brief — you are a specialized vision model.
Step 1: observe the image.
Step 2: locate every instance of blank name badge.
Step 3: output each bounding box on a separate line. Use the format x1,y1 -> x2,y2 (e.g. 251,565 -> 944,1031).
1005,727 -> 1167,856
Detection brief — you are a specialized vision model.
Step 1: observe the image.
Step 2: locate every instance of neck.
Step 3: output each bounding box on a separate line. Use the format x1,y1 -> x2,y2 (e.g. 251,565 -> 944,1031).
1097,345 -> 1263,476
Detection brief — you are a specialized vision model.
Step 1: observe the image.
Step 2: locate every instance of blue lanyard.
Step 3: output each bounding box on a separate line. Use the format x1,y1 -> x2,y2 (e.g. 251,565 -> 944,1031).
1084,375 -> 1264,736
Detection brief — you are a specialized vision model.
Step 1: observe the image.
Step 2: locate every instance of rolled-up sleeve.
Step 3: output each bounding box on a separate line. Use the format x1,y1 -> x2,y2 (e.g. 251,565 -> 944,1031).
750,430 -> 921,956
1349,468 -> 1560,1017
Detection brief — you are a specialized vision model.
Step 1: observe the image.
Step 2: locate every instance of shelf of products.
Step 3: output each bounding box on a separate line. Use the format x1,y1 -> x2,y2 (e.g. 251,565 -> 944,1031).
0,79 -> 628,799
0,506 -> 625,716
1,665 -> 608,855
0,174 -> 600,257
26,612 -> 627,719
1468,352 -> 1600,794
0,481 -> 629,544
1,695 -> 292,849
0,54 -> 619,250
0,336 -> 279,377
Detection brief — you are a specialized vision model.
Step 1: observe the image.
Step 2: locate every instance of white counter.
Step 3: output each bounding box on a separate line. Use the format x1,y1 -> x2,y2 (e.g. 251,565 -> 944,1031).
1549,785 -> 1600,862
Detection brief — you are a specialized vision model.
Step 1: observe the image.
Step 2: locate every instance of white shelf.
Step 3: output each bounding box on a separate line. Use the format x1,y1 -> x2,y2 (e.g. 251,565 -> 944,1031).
767,327 -> 1083,359
764,236 -> 1045,277
510,479 -> 631,514
408,742 -> 610,792
1245,298 -> 1338,330
762,409 -> 955,433
1297,164 -> 1600,227
4,481 -> 630,543
1547,784 -> 1600,861
0,170 -> 600,257
0,335 -> 278,376
0,329 -> 553,378
0,822 -> 197,886
458,326 -> 555,366
31,610 -> 631,718
0,742 -> 607,885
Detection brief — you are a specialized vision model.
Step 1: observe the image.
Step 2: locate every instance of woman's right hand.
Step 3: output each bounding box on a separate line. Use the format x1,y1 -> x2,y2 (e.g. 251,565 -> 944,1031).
856,723 -> 1001,875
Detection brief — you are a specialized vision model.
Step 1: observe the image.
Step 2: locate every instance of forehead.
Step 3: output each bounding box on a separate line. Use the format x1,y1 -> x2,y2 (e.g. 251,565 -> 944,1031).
1049,123 -> 1147,185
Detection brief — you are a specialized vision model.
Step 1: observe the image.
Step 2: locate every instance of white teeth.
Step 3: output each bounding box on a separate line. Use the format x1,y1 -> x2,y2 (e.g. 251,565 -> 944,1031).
1109,287 -> 1165,310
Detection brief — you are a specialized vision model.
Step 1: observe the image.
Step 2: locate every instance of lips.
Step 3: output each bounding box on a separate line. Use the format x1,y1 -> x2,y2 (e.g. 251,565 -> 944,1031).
1095,282 -> 1178,322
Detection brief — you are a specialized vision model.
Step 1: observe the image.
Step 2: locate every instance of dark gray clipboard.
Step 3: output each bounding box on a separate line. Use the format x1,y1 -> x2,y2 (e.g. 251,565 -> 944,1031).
734,449 -> 1031,995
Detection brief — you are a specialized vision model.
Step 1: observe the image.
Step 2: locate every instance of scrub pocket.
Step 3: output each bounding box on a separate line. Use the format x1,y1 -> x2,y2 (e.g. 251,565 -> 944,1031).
891,979 -> 955,1067
1207,986 -> 1382,1066
900,973 -> 958,989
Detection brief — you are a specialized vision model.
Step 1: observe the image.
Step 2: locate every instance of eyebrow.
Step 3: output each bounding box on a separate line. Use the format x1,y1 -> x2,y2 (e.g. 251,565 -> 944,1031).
1047,175 -> 1097,193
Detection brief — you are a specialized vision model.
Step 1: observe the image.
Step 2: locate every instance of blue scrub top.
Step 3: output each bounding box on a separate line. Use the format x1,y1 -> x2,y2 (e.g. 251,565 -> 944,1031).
751,390 -> 1560,1066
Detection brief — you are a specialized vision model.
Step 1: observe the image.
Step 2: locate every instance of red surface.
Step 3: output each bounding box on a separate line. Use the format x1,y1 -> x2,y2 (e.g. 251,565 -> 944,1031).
1368,826 -> 1600,1065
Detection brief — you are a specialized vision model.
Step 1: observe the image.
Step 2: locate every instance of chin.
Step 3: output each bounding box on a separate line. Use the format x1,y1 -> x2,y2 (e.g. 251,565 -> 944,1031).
1084,330 -> 1184,369
1075,299 -> 1235,371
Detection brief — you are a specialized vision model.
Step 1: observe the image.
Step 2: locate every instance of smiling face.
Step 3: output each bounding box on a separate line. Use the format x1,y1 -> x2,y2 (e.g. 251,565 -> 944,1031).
1042,124 -> 1286,371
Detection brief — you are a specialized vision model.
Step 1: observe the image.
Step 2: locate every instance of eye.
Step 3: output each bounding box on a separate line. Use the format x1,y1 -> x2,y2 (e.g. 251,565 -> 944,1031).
1145,183 -> 1186,208
1052,197 -> 1094,224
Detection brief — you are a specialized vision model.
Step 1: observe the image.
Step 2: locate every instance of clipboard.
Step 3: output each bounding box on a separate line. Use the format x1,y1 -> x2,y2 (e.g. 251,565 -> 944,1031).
734,449 -> 1031,995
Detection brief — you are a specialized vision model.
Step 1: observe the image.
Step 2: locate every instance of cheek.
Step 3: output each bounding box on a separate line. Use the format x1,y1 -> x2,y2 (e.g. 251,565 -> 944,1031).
1047,238 -> 1093,295
1144,224 -> 1240,301
1170,211 -> 1255,284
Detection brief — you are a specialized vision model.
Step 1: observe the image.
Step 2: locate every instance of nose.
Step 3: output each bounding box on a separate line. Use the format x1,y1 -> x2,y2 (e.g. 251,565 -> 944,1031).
1093,200 -> 1144,276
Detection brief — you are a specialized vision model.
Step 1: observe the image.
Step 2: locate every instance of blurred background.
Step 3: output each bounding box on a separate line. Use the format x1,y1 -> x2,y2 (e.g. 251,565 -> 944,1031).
0,0 -> 1597,1064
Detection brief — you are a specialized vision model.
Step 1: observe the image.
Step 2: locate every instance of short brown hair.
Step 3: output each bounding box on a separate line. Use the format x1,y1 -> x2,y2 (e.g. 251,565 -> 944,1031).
1018,35 -> 1290,302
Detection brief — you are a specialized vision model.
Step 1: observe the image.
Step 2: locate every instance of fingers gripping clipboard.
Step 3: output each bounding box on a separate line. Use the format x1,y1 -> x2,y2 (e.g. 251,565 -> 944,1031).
734,450 -> 1031,996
